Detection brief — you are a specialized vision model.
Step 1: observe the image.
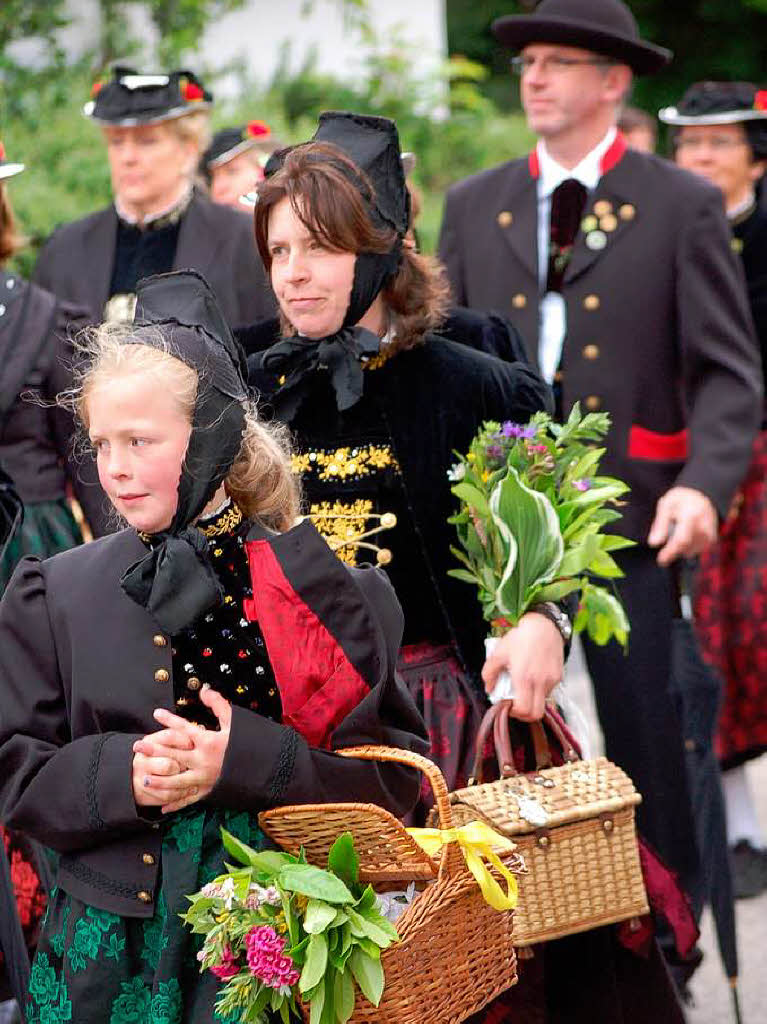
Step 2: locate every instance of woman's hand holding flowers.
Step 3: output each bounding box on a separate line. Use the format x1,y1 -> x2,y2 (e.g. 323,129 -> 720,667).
132,685 -> 232,813
482,612 -> 564,721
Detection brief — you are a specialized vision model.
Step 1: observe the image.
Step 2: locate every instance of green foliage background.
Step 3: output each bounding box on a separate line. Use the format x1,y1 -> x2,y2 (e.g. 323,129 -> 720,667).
3,0 -> 766,276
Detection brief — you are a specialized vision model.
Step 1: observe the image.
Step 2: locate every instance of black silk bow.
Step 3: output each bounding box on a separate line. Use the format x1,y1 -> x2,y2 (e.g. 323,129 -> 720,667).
258,326 -> 381,422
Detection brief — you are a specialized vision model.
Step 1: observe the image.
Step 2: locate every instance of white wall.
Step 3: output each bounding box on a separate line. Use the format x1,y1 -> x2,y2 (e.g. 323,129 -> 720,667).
58,1 -> 446,98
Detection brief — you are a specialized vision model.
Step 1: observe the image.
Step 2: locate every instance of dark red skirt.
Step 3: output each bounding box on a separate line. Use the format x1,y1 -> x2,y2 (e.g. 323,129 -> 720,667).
397,642 -> 487,807
0,825 -> 47,995
695,430 -> 767,769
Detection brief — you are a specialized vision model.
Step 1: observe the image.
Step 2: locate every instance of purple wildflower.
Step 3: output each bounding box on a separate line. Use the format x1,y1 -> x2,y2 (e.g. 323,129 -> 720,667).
502,422 -> 537,440
485,444 -> 504,460
573,479 -> 592,492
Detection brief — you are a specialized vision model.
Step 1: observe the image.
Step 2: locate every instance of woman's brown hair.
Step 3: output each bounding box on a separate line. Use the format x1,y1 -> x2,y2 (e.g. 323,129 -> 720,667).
253,142 -> 448,351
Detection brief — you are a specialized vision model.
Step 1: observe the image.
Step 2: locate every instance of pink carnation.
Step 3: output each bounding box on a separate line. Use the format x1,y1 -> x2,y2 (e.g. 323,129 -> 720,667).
245,925 -> 300,991
210,945 -> 240,981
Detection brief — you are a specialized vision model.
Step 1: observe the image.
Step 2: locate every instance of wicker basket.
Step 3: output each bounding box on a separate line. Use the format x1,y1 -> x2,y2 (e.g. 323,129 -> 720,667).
435,703 -> 649,946
259,745 -> 522,1024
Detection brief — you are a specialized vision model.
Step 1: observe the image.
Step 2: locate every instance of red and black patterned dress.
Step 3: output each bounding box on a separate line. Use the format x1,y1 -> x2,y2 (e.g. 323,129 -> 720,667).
695,197 -> 767,769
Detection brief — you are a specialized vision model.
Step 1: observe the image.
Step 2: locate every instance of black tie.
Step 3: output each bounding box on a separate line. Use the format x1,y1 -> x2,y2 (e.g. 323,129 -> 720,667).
546,178 -> 588,293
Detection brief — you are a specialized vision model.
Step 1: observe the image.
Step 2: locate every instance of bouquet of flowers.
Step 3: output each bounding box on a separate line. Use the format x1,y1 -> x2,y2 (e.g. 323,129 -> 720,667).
183,829 -> 399,1024
448,403 -> 633,648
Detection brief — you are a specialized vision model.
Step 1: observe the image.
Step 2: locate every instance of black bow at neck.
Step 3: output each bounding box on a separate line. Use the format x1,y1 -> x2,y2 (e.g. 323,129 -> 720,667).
257,326 -> 381,422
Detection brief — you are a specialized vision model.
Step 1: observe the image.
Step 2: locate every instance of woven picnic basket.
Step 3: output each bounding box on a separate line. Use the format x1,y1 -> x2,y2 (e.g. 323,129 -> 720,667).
258,744 -> 523,1024
433,701 -> 649,947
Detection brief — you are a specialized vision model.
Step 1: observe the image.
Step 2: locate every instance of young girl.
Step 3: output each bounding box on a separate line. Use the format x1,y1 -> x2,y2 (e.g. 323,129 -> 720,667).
0,269 -> 426,1022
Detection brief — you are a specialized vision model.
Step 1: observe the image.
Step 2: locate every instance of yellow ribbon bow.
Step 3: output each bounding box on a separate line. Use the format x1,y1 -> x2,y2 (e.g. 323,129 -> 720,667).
406,820 -> 519,912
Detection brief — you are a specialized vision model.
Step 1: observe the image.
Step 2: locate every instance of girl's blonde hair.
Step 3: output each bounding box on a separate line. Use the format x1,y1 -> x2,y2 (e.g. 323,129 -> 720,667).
69,321 -> 299,531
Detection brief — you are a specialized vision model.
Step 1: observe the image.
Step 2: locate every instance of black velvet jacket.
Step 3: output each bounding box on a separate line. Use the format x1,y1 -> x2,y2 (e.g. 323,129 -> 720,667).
250,334 -> 553,676
0,521 -> 427,917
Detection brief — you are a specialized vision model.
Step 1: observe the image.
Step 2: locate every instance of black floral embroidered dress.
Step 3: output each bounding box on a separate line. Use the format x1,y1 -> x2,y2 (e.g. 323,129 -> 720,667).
27,502 -> 279,1024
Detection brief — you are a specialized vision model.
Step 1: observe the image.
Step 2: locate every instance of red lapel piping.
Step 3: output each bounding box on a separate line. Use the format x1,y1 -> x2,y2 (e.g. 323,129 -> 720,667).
528,130 -> 627,181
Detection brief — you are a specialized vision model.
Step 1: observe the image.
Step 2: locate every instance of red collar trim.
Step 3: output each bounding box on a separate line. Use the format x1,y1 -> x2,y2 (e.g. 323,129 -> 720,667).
528,131 -> 627,180
600,130 -> 627,174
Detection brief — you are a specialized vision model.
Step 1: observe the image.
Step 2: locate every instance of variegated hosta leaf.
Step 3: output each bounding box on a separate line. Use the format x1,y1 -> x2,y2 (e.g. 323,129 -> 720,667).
489,466 -> 564,622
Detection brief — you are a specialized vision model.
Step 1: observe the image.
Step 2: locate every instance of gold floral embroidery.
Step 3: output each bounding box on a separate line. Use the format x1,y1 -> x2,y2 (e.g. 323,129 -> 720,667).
291,445 -> 398,482
307,499 -> 397,566
199,504 -> 243,537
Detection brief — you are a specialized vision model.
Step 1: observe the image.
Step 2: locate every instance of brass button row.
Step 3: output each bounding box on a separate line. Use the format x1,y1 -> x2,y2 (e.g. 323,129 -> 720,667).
153,634 -> 167,648
137,889 -> 152,903
154,669 -> 169,684
585,396 -> 601,412
142,852 -> 155,866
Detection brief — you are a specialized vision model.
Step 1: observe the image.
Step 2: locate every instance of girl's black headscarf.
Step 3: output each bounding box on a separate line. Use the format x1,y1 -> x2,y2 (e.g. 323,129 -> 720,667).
252,112 -> 411,421
118,269 -> 248,634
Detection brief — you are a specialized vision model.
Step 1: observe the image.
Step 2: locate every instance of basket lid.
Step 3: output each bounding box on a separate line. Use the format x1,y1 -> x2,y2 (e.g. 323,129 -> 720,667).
447,757 -> 641,837
259,802 -> 439,882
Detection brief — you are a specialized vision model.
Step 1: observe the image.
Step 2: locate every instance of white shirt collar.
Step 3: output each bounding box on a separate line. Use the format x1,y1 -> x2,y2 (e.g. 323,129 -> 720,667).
537,127 -> 618,199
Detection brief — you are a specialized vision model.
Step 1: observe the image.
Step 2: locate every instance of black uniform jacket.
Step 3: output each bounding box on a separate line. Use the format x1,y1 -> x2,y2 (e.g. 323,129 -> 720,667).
439,142 -> 763,540
33,190 -> 274,329
0,272 -> 102,526
250,334 -> 553,676
0,521 -> 427,918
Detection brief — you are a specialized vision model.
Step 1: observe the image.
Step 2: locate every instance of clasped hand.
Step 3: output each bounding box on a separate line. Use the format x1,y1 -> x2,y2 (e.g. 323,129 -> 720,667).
481,612 -> 564,722
131,685 -> 231,814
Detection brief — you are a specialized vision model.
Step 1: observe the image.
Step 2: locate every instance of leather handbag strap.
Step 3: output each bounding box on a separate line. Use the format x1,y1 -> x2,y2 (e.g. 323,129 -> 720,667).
471,699 -> 580,785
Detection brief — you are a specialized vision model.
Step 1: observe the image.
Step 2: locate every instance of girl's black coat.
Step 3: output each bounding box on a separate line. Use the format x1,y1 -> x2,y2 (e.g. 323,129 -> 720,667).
0,522 -> 427,917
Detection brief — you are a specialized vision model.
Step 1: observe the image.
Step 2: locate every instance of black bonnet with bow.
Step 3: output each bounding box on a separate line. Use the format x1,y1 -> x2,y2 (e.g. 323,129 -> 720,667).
254,112 -> 411,420
118,269 -> 248,634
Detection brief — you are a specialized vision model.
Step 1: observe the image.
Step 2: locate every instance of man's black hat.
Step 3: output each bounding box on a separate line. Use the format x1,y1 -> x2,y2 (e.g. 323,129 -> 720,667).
83,66 -> 212,126
492,0 -> 672,76
0,141 -> 23,181
203,121 -> 280,170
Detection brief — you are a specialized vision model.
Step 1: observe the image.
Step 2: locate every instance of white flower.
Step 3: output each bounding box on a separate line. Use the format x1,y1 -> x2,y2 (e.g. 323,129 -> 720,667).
219,877 -> 236,910
447,462 -> 466,482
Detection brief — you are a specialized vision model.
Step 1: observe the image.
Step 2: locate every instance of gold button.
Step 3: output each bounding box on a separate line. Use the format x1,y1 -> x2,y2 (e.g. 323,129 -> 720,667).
583,294 -> 600,311
152,634 -> 167,647
619,203 -> 636,221
497,210 -> 513,228
581,214 -> 598,233
583,344 -> 600,360
684,738 -> 695,752
137,890 -> 152,903
512,293 -> 527,309
154,669 -> 169,683
380,512 -> 397,529
593,199 -> 612,217
142,853 -> 155,866
585,395 -> 601,411
376,549 -> 393,566
599,213 -> 618,232
187,676 -> 202,691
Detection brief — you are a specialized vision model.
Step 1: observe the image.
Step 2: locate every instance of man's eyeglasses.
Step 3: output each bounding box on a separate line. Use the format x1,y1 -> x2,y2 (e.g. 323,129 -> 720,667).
675,135 -> 749,152
511,55 -> 616,76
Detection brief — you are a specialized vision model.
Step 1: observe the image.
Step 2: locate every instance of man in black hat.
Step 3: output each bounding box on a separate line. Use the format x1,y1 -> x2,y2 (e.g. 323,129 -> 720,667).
33,67 -> 274,329
440,0 -> 762,896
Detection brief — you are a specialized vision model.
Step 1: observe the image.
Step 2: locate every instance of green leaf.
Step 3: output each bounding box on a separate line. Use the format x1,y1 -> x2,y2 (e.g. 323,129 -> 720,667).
335,967 -> 356,1023
220,829 -> 261,868
328,833 -> 359,887
346,908 -> 395,948
489,466 -> 564,621
447,568 -> 480,585
308,978 -> 325,1024
599,534 -> 636,552
349,948 -> 385,1006
533,579 -> 581,603
300,933 -> 329,994
587,548 -> 624,579
279,864 -> 354,904
452,481 -> 490,516
557,534 -> 601,577
304,899 -> 339,935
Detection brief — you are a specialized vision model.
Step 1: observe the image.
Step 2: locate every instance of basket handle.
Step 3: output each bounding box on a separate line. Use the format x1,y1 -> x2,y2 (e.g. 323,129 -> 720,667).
337,744 -> 455,831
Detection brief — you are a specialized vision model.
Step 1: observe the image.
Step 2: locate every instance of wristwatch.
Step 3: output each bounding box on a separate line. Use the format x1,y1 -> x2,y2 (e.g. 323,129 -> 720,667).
530,601 -> 573,644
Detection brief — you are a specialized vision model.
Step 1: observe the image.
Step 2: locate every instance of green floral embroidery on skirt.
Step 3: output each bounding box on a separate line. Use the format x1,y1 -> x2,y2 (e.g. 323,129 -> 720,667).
28,809 -> 268,1024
